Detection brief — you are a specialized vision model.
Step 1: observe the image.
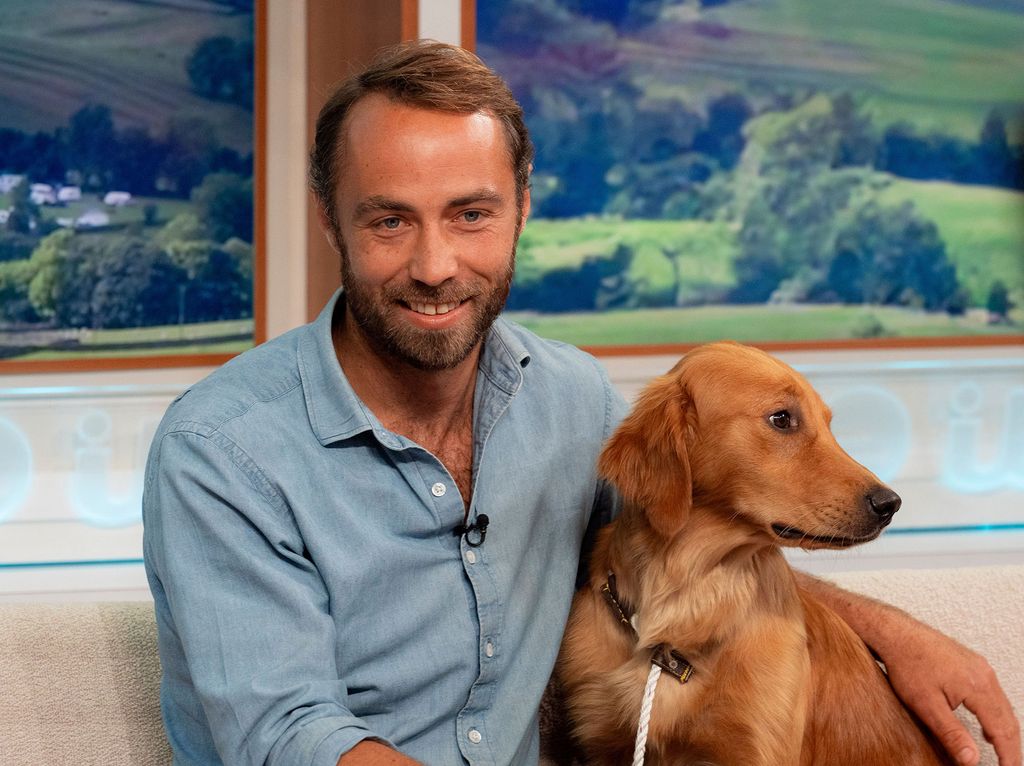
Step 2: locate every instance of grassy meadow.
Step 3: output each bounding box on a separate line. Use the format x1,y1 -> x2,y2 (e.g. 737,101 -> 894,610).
879,180 -> 1024,304
506,303 -> 1021,348
690,0 -> 1024,140
491,0 -> 1024,347
0,0 -> 252,152
3,319 -> 253,361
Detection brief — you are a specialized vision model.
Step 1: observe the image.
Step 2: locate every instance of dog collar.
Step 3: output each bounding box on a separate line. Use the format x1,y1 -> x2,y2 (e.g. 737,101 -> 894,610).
602,571 -> 695,684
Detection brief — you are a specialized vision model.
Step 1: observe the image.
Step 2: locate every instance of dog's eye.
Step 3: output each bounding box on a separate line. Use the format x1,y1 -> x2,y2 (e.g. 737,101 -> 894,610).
769,411 -> 795,430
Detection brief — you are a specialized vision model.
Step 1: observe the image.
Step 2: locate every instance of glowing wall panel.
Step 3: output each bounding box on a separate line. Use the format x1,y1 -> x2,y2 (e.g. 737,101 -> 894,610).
1,348 -> 1022,600
0,385 -> 179,599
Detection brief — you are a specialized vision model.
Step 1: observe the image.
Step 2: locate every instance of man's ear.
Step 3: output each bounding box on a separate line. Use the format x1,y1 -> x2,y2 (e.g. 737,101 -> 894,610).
598,372 -> 692,539
518,183 -> 531,234
316,205 -> 341,254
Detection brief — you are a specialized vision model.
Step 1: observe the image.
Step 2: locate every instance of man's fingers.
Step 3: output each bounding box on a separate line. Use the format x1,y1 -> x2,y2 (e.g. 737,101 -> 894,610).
920,699 -> 979,766
961,666 -> 1022,766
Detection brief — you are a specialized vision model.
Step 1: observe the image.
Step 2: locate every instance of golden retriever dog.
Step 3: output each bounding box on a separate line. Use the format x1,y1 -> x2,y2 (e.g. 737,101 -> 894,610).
557,342 -> 952,766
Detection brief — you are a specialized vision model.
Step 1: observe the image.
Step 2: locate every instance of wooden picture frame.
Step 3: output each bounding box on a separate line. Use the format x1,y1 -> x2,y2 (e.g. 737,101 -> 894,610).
472,0 -> 1024,355
0,0 -> 266,373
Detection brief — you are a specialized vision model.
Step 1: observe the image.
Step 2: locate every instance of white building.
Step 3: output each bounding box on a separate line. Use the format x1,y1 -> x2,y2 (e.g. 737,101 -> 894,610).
30,183 -> 57,206
75,209 -> 110,228
103,191 -> 132,206
58,186 -> 82,203
0,174 -> 24,194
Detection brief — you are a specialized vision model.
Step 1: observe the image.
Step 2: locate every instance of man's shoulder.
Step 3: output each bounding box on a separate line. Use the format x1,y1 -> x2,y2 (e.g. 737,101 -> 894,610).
160,325 -> 307,434
495,317 -> 614,392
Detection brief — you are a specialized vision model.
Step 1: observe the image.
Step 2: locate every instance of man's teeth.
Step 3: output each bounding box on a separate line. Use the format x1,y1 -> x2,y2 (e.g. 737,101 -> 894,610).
410,301 -> 459,316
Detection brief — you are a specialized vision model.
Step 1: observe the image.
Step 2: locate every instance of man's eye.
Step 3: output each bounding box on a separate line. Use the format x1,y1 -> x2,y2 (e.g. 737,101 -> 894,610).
380,217 -> 402,230
462,210 -> 482,223
769,411 -> 794,430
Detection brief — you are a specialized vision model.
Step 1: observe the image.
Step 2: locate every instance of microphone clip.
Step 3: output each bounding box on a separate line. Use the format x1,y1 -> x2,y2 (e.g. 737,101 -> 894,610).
453,514 -> 489,547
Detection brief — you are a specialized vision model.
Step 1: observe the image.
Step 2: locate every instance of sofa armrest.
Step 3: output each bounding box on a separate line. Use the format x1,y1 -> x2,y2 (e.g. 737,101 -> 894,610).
0,601 -> 171,766
826,564 -> 1024,766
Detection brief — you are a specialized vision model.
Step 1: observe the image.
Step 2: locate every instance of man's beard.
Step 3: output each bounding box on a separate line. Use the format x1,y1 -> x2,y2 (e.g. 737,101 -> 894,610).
338,239 -> 516,371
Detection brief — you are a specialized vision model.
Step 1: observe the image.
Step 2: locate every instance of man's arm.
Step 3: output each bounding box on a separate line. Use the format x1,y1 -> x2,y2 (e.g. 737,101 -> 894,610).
336,741 -> 421,765
796,572 -> 1021,766
144,428 -> 392,765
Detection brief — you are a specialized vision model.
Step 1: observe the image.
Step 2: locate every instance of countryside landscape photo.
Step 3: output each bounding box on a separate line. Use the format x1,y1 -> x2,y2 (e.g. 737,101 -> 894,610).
0,0 -> 255,365
479,0 -> 1024,347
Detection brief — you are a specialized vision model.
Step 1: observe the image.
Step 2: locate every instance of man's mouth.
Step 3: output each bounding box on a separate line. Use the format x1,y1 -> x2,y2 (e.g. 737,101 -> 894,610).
407,300 -> 463,316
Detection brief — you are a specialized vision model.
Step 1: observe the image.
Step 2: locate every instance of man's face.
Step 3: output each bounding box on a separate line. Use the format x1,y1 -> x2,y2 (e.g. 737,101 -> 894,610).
327,94 -> 529,371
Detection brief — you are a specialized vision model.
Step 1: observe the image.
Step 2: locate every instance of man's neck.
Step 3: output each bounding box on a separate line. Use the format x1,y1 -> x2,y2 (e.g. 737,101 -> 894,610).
331,310 -> 481,439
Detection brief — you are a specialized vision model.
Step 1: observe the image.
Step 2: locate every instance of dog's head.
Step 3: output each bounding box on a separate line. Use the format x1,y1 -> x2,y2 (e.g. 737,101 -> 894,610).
599,341 -> 900,549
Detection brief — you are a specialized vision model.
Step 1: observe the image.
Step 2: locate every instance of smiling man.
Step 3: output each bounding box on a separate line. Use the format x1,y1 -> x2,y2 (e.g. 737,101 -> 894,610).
143,41 -> 1020,766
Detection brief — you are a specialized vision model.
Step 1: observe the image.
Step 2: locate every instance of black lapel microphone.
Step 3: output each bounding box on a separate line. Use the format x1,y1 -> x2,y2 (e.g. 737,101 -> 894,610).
453,514 -> 490,547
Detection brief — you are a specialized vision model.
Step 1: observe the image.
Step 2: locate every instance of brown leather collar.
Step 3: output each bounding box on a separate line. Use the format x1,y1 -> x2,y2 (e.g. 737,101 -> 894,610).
602,571 -> 695,684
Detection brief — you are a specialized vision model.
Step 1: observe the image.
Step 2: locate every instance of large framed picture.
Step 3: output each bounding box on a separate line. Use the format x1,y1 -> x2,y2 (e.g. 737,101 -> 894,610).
0,0 -> 263,372
477,0 -> 1024,351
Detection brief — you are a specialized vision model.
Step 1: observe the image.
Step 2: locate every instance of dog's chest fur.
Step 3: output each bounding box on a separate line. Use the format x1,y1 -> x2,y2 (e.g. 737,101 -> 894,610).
561,518 -> 812,765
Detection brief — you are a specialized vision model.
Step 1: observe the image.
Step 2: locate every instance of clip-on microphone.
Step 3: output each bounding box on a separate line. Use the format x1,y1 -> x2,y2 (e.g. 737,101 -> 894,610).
453,514 -> 490,547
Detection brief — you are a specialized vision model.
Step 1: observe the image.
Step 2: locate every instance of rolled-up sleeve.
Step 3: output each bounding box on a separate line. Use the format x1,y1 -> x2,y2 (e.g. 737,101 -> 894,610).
143,424 -> 386,766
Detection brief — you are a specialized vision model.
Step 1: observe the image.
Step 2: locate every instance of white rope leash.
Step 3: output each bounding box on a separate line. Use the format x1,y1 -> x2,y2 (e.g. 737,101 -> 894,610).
632,661 -> 663,766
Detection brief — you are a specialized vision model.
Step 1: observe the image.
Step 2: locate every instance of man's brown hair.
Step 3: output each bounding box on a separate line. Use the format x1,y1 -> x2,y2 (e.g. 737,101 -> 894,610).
309,40 -> 534,228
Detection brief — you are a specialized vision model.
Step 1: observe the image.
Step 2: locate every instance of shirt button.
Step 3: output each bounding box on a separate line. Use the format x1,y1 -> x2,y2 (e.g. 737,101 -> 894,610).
485,641 -> 494,658
431,482 -> 446,497
468,729 -> 483,744
465,549 -> 477,565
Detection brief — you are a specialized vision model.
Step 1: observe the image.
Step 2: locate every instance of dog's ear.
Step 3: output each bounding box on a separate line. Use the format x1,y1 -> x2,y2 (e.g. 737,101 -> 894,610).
599,372 -> 692,539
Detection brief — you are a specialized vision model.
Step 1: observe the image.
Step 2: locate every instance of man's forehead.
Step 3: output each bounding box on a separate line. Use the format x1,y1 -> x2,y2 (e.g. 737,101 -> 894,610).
333,94 -> 517,204
342,93 -> 503,147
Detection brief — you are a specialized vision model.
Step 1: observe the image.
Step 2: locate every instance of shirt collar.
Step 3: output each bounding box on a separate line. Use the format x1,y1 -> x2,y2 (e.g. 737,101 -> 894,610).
298,289 -> 532,446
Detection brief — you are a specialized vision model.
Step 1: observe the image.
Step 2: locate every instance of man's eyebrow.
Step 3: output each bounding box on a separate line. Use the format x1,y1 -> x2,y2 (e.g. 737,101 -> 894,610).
353,196 -> 415,217
446,189 -> 506,209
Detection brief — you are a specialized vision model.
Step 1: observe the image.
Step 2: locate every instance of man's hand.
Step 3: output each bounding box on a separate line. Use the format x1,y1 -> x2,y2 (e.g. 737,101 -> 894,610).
797,572 -> 1021,766
879,618 -> 1020,766
336,740 -> 422,765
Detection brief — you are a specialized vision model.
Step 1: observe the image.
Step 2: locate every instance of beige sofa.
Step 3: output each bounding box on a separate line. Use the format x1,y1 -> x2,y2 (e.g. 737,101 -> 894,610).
1,565 -> 1020,765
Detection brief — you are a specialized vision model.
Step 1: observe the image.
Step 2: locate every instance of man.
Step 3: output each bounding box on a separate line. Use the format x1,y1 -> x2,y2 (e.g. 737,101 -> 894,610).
143,41 -> 1020,766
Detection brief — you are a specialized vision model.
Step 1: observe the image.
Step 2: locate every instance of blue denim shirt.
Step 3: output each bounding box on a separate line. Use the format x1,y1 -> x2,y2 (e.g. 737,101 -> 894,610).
143,291 -> 626,766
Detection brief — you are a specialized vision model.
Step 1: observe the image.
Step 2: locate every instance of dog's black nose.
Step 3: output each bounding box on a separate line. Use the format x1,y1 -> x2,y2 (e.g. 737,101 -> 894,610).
866,487 -> 901,520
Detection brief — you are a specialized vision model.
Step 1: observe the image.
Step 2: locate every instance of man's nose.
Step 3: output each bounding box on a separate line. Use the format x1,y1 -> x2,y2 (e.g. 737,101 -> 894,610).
408,225 -> 459,286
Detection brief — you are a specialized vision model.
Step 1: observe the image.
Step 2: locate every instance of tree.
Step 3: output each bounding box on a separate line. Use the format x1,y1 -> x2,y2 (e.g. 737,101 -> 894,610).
158,117 -> 220,196
67,104 -> 118,189
5,179 -> 39,234
190,172 -> 253,242
986,280 -> 1012,323
732,166 -> 868,303
828,201 -> 959,311
187,243 -> 250,321
0,230 -> 37,263
692,92 -> 752,170
88,236 -> 185,328
111,127 -> 168,195
27,229 -> 75,319
186,36 -> 253,108
0,258 -> 39,323
832,93 -> 878,168
977,111 -> 1016,188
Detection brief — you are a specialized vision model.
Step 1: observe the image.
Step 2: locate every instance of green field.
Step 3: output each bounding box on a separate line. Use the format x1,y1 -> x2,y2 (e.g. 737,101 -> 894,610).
0,192 -> 194,230
518,217 -> 737,299
3,318 -> 253,361
0,0 -> 252,151
697,0 -> 1024,140
879,179 -> 1024,303
507,304 -> 1021,348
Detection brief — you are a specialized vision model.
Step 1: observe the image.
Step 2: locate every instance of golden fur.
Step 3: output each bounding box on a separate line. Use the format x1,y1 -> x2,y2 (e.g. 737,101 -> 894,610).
557,342 -> 952,766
